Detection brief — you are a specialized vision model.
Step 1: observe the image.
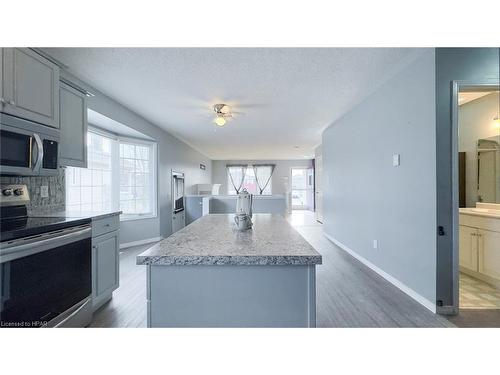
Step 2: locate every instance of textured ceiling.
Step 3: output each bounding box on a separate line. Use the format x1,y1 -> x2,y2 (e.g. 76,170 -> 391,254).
44,48 -> 423,159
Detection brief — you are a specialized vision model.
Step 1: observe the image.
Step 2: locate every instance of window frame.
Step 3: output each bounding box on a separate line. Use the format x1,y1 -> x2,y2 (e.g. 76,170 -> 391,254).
65,126 -> 158,222
118,134 -> 158,222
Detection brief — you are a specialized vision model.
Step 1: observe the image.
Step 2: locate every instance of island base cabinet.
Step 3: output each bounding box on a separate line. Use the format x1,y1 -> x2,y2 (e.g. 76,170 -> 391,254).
147,265 -> 316,328
92,230 -> 120,311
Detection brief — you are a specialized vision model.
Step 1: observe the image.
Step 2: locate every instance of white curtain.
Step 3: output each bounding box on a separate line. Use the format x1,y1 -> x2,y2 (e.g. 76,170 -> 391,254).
252,164 -> 275,195
227,165 -> 248,194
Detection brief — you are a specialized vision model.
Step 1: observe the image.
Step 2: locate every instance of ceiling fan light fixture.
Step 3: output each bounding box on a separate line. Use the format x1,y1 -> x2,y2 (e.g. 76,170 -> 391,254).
214,116 -> 226,127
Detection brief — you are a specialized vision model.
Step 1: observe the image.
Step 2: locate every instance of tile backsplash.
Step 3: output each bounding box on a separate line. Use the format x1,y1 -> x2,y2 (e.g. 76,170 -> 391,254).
0,168 -> 66,214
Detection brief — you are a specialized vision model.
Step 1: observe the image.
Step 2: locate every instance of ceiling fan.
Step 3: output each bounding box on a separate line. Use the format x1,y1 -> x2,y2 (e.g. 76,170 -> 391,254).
213,103 -> 232,127
212,103 -> 247,127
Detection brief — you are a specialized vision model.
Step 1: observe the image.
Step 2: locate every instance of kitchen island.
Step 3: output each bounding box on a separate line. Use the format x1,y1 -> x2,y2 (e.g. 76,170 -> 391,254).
137,214 -> 322,327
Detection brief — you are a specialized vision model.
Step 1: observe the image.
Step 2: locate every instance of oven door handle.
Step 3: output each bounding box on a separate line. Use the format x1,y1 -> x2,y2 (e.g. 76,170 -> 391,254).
0,225 -> 91,263
32,133 -> 44,172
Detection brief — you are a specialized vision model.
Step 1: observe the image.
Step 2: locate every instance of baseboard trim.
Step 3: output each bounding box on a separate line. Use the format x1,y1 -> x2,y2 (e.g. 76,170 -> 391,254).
120,236 -> 163,250
323,232 -> 437,313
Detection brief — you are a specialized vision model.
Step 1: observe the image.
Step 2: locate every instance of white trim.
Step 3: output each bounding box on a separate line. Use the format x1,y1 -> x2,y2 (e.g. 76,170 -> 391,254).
120,236 -> 162,250
323,232 -> 437,313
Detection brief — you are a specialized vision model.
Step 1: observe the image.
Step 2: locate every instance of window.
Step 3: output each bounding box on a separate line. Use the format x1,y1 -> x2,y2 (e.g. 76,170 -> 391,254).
66,129 -> 157,221
119,142 -> 153,216
66,132 -> 113,212
227,166 -> 272,195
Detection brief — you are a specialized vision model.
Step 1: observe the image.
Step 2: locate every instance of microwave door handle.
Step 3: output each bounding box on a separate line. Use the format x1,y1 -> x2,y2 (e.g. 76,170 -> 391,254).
32,133 -> 44,172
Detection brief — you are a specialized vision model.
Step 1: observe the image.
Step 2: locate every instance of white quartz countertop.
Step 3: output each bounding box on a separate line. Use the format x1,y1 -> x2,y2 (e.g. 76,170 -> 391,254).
137,214 -> 322,266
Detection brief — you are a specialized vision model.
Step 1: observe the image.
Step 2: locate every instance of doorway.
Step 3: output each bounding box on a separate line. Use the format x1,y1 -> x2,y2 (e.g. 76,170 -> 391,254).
291,167 -> 314,210
448,81 -> 500,325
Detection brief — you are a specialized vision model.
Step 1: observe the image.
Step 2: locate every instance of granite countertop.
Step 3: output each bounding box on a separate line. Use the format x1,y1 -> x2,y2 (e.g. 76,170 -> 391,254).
31,209 -> 122,220
137,214 -> 322,266
185,195 -> 285,199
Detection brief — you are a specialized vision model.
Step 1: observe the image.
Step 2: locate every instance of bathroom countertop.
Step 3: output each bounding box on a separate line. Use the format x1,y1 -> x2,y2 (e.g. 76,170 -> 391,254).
459,208 -> 500,219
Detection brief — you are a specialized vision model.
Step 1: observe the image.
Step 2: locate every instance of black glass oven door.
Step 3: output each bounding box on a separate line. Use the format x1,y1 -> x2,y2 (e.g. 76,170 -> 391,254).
0,229 -> 91,328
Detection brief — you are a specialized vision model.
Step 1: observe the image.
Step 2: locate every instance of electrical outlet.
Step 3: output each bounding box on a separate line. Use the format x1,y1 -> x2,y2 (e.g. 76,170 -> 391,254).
392,153 -> 400,167
373,240 -> 378,249
40,185 -> 49,198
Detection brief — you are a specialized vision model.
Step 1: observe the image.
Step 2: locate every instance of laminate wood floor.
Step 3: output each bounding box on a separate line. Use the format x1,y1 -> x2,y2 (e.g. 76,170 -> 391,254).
90,211 -> 454,328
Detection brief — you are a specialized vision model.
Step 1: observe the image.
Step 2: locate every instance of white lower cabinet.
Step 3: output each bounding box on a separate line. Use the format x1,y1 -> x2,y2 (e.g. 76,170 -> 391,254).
459,225 -> 478,272
459,223 -> 500,283
478,229 -> 500,280
91,215 -> 120,311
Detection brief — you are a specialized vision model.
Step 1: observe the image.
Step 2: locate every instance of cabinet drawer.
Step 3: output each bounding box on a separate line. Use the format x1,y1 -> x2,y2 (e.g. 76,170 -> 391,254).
92,215 -> 120,237
459,214 -> 500,233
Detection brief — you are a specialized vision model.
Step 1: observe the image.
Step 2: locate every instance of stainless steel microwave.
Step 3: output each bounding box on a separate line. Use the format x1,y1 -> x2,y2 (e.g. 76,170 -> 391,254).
0,113 -> 60,176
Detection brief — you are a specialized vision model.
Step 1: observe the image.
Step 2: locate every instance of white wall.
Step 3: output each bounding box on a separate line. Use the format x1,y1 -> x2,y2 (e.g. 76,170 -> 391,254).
61,71 -> 212,245
321,49 -> 437,307
458,92 -> 500,207
211,159 -> 313,195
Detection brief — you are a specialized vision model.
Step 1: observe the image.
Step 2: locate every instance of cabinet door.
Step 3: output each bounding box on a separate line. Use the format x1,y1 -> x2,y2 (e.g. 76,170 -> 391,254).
1,48 -> 59,128
478,229 -> 500,280
459,225 -> 478,271
59,82 -> 87,167
93,231 -> 120,298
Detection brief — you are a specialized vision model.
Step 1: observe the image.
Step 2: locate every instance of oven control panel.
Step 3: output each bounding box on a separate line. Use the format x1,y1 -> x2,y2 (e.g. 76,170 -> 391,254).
0,184 -> 30,206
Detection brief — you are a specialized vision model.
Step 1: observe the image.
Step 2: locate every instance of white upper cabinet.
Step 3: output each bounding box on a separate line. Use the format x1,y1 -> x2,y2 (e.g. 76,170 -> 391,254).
1,48 -> 60,128
59,81 -> 87,167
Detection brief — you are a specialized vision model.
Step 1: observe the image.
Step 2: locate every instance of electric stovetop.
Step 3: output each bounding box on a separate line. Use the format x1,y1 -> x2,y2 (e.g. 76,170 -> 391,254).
0,214 -> 91,242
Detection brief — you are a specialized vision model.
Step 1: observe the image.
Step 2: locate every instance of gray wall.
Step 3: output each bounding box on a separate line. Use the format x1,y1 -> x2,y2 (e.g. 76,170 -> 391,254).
322,49 -> 437,304
435,48 -> 500,308
60,71 -> 212,245
212,159 -> 313,195
458,92 -> 500,207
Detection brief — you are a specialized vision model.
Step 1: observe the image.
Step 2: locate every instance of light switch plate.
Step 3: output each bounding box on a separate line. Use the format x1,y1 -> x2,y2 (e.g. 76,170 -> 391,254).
40,185 -> 49,198
392,153 -> 400,167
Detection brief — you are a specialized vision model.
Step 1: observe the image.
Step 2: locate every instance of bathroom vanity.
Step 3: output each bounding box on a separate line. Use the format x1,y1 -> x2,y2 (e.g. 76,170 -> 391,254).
459,203 -> 500,286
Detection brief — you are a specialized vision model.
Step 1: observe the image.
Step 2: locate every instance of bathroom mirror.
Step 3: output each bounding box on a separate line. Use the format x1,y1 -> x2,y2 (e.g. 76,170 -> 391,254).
477,135 -> 500,203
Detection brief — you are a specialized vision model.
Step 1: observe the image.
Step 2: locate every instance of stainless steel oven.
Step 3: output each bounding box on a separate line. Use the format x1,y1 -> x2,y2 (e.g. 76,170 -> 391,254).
0,224 -> 92,328
0,113 -> 59,176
